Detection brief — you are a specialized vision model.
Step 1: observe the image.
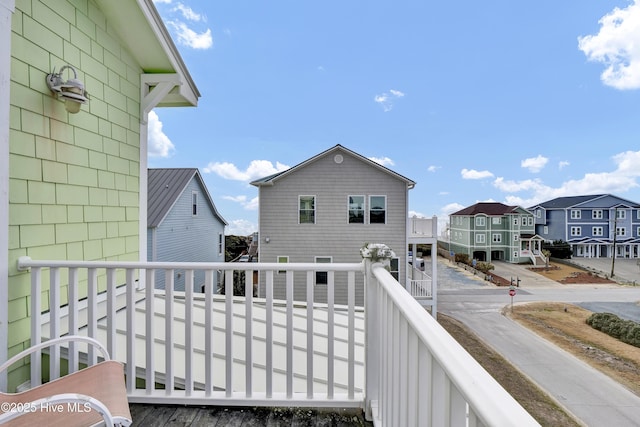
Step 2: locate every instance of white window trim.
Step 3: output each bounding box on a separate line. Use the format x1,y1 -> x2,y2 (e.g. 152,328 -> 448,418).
277,256 -> 289,274
616,227 -> 626,236
593,210 -> 603,219
476,216 -> 486,227
298,195 -> 316,224
492,233 -> 502,243
570,209 -> 581,219
315,256 -> 332,285
347,195 -> 365,224
192,191 -> 198,216
369,195 -> 387,224
475,234 -> 485,244
593,226 -> 603,237
571,226 -> 581,236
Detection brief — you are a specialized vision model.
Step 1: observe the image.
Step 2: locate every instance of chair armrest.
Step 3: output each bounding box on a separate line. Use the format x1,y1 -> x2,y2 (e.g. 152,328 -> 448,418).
0,336 -> 110,375
0,392 -> 118,427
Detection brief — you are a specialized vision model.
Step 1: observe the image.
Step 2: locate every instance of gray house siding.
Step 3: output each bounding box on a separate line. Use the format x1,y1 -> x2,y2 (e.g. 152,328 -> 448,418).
256,149 -> 409,306
148,174 -> 225,291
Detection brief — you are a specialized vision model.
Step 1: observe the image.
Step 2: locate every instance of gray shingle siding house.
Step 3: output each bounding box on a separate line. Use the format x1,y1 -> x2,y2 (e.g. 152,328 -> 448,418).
251,145 -> 415,306
529,194 -> 640,258
148,168 -> 227,291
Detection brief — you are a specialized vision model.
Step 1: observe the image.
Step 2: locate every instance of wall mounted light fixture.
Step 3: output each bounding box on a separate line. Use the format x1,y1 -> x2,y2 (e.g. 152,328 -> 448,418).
45,65 -> 89,113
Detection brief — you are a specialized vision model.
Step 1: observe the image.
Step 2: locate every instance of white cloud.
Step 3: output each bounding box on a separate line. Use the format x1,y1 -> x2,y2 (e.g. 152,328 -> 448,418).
374,89 -> 405,112
493,150 -> 640,207
169,21 -> 213,49
427,165 -> 440,173
369,156 -> 395,167
559,161 -> 570,170
174,3 -> 205,22
147,111 -> 175,158
153,0 -> 172,4
494,177 -> 545,193
226,219 -> 258,236
578,0 -> 640,89
521,155 -> 548,173
223,195 -> 259,211
461,168 -> 494,180
203,160 -> 290,182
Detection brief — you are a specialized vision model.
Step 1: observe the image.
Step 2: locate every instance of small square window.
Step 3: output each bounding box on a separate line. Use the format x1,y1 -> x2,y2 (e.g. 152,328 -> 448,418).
277,256 -> 289,274
315,256 -> 332,285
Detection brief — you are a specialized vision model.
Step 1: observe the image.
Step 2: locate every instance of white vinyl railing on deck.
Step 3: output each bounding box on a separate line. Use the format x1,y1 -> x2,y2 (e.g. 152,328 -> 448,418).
16,257 -> 363,408
15,251 -> 539,426
364,259 -> 539,427
408,264 -> 432,298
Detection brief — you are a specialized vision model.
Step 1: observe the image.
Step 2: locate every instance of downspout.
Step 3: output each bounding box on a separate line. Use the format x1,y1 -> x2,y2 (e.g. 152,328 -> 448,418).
0,0 -> 15,391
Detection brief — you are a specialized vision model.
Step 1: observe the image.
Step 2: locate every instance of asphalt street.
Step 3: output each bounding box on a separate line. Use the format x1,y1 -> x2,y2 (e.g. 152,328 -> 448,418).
436,257 -> 640,427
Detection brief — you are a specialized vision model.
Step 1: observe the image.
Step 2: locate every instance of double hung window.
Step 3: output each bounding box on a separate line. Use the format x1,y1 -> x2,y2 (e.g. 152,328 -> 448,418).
348,196 -> 365,224
369,196 -> 386,224
299,196 -> 316,224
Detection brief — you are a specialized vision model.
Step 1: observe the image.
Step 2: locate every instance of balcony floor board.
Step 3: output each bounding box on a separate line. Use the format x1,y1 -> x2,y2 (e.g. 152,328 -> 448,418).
128,404 -> 372,426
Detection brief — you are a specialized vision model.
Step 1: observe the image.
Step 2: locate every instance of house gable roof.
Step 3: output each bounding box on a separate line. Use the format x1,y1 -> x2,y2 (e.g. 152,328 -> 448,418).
530,194 -> 640,210
250,144 -> 416,188
95,0 -> 200,107
147,168 -> 227,228
451,202 -> 522,216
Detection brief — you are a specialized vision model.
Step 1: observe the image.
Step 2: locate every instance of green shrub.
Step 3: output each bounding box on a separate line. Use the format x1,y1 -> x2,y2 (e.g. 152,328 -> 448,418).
587,312 -> 640,348
455,253 -> 470,264
625,325 -> 640,347
475,262 -> 495,274
542,240 -> 573,259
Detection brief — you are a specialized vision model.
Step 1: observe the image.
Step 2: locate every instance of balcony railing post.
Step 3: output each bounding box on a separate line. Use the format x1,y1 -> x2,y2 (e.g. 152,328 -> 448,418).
363,256 -> 378,421
360,243 -> 395,422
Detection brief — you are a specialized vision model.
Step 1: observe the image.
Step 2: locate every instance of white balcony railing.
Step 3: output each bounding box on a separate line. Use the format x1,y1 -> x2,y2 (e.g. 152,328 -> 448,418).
15,247 -> 539,426
408,215 -> 438,239
407,264 -> 432,299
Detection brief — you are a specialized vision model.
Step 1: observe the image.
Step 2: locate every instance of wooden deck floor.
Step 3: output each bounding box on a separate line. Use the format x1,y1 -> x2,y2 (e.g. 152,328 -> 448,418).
129,404 -> 373,426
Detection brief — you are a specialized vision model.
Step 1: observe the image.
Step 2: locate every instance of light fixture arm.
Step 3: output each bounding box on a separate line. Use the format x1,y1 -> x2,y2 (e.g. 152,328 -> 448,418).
46,64 -> 89,113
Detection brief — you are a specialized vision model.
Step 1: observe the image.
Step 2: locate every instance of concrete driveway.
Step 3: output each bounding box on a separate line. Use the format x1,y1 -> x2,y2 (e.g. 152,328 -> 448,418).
568,258 -> 640,284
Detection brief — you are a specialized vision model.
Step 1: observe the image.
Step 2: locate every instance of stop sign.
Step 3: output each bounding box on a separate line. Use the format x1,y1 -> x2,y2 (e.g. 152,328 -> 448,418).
509,289 -> 516,297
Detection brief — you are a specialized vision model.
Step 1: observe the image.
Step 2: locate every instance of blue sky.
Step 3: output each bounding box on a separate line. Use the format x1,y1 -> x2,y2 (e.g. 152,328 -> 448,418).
150,0 -> 640,235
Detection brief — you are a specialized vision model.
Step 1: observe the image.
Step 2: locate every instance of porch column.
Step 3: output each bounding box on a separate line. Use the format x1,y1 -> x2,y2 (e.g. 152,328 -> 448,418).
0,0 -> 15,391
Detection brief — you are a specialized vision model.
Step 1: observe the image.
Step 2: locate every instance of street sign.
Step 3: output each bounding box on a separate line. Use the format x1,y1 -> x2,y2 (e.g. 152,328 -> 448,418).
509,289 -> 516,297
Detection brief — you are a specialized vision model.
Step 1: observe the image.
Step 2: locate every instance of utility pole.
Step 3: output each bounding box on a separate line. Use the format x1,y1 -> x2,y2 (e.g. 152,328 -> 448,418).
611,207 -> 618,278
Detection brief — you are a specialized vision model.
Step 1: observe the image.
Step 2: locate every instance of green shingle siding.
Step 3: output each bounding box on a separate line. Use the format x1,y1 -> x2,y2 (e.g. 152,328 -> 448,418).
7,0 -> 143,391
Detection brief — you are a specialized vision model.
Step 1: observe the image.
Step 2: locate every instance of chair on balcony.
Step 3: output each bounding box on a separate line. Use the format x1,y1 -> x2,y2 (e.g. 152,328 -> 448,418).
0,336 -> 132,427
